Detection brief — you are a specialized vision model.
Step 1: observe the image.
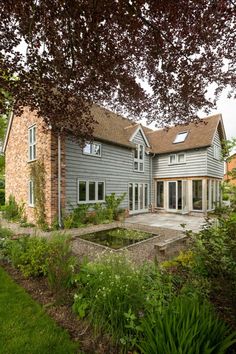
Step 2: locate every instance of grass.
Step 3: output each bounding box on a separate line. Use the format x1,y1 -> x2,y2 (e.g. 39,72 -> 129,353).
0,266 -> 78,354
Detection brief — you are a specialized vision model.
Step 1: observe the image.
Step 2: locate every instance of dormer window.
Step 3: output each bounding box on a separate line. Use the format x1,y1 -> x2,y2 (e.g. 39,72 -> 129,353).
173,131 -> 188,144
134,144 -> 144,172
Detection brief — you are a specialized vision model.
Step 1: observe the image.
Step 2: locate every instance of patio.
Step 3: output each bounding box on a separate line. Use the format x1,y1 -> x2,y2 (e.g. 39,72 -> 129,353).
125,213 -> 206,232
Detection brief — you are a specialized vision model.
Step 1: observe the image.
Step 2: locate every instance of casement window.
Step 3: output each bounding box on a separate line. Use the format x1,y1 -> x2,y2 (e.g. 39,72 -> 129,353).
77,180 -> 105,203
173,131 -> 188,144
28,125 -> 36,161
169,153 -> 186,164
213,145 -> 221,160
83,142 -> 101,157
28,180 -> 35,207
134,144 -> 144,172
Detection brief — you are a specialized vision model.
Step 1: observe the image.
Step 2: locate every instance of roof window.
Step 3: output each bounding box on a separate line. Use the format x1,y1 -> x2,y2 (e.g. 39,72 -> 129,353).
173,131 -> 188,144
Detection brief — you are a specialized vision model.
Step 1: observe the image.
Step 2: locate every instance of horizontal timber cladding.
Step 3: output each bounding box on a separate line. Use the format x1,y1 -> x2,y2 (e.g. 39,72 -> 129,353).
153,176 -> 222,181
132,129 -> 147,145
207,129 -> 224,178
153,148 -> 208,178
65,136 -> 151,212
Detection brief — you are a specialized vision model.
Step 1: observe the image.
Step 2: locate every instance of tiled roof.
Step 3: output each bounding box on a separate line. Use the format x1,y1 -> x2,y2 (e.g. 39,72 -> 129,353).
91,105 -> 149,148
147,114 -> 224,154
91,106 -> 224,153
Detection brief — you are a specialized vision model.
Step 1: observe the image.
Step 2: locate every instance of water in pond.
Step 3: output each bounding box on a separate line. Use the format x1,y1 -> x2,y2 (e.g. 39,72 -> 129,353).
79,227 -> 155,249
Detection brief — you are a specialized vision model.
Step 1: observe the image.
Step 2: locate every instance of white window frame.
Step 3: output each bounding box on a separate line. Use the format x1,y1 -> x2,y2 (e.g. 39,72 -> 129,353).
134,144 -> 145,172
173,131 -> 188,144
28,125 -> 36,161
128,182 -> 149,213
213,145 -> 221,160
82,142 -> 101,157
77,180 -> 105,204
28,180 -> 35,207
169,153 -> 186,165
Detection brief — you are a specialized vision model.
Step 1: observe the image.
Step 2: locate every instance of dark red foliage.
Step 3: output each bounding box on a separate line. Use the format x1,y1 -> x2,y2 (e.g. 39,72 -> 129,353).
0,0 -> 235,142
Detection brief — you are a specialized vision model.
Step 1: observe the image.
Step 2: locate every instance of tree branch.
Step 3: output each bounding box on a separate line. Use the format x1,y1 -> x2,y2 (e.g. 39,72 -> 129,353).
126,2 -> 190,62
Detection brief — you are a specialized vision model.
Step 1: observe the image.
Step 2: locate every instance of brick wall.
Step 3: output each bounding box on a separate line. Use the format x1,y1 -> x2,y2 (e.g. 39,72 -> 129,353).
225,154 -> 236,186
5,107 -> 65,225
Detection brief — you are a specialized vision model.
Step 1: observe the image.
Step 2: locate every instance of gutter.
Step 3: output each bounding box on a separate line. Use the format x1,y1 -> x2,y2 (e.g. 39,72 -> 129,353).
58,134 -> 62,228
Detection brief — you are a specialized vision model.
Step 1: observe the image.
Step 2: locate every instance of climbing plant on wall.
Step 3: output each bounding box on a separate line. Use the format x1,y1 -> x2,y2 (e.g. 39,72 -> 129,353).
29,160 -> 47,229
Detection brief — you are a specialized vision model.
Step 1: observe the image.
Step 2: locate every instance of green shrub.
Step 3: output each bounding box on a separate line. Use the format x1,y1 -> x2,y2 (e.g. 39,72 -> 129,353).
0,226 -> 14,260
3,195 -> 25,222
63,204 -> 89,228
105,193 -> 126,220
73,255 -> 172,348
191,212 -> 236,280
46,233 -> 76,300
138,295 -> 236,354
0,188 -> 5,205
6,236 -> 50,277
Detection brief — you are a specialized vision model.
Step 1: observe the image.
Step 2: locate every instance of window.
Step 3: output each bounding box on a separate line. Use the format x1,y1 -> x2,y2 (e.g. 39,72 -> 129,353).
213,145 -> 221,160
134,145 -> 144,172
83,142 -> 101,157
173,131 -> 188,144
28,180 -> 35,206
77,180 -> 105,203
169,153 -> 186,164
28,125 -> 36,161
192,180 -> 202,211
178,153 -> 185,163
169,155 -> 176,164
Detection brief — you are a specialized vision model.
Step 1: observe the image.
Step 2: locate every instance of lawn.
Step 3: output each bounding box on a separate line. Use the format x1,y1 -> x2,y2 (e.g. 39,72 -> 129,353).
0,266 -> 78,354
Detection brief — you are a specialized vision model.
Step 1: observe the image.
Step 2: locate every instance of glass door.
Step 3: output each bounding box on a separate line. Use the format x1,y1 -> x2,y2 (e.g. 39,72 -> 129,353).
129,183 -> 149,213
156,181 -> 164,208
168,181 -> 177,210
182,180 -> 188,213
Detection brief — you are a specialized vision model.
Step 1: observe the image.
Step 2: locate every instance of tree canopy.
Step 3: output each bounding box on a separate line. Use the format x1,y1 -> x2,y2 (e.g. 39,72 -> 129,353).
0,0 -> 235,142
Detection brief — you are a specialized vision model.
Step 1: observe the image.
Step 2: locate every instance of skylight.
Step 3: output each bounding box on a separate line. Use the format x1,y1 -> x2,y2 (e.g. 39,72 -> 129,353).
173,131 -> 188,144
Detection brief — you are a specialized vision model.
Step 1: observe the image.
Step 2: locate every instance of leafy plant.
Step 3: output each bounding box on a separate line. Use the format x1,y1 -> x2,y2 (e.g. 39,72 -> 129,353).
29,160 -> 48,229
46,233 -> 77,300
6,236 -> 50,277
191,212 -> 236,280
63,204 -> 89,228
162,250 -> 194,269
105,193 -> 126,220
0,188 -> 5,205
0,225 -> 14,260
3,195 -> 25,222
138,295 -> 236,354
73,255 -> 172,348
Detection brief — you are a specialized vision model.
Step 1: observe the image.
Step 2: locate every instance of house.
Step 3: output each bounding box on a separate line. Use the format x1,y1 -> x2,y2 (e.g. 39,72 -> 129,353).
224,153 -> 236,185
3,105 -> 226,226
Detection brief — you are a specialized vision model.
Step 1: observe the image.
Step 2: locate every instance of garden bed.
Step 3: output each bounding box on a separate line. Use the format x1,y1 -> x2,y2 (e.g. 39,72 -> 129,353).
0,261 -> 118,354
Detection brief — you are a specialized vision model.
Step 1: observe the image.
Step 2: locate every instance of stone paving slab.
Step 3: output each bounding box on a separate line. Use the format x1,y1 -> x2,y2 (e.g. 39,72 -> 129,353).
125,213 -> 205,232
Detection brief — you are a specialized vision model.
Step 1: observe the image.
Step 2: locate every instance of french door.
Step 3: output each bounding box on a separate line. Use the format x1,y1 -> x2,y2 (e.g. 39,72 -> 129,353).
129,182 -> 149,214
167,180 -> 188,213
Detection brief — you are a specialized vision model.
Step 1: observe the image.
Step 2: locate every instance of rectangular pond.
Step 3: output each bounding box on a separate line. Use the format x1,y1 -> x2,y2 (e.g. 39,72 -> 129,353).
78,227 -> 156,249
